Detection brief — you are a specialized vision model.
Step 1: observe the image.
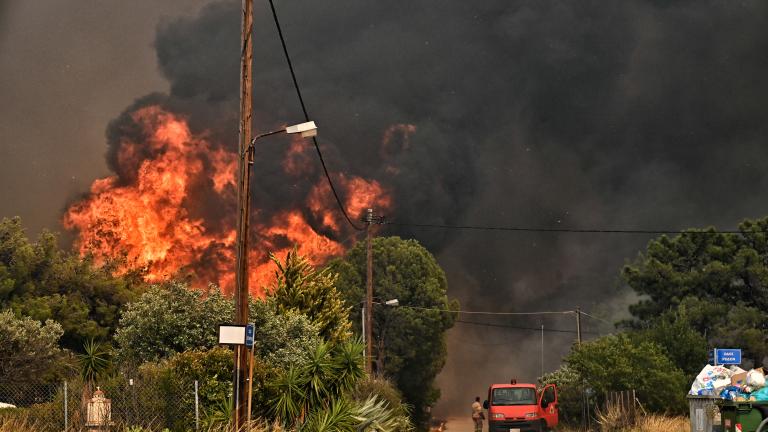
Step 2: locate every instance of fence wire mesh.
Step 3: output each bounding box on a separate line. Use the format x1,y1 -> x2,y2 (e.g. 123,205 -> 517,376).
0,376 -> 214,432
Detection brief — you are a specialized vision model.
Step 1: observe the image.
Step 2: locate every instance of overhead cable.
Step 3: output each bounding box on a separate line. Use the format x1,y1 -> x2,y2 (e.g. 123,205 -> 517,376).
455,320 -> 598,335
267,0 -> 364,231
578,311 -> 613,326
390,304 -> 575,316
385,221 -> 744,235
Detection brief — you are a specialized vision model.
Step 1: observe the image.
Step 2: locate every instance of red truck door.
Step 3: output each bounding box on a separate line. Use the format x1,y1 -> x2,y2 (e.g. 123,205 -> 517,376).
539,384 -> 559,428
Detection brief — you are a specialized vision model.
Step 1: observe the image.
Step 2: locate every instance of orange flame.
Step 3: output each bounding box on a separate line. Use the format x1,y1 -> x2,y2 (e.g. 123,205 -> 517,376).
63,106 -> 392,296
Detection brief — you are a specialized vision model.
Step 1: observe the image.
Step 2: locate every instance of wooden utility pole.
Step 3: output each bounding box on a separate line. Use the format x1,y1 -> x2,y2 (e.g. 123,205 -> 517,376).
364,208 -> 374,374
540,324 -> 544,378
575,307 -> 582,346
233,0 -> 254,428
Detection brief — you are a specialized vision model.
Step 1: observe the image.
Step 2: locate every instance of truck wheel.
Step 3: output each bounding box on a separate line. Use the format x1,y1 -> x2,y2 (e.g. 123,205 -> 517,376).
539,420 -> 549,432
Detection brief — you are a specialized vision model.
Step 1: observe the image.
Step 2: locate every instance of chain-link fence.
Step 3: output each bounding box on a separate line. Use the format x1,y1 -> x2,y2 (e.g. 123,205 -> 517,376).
0,376 -> 217,431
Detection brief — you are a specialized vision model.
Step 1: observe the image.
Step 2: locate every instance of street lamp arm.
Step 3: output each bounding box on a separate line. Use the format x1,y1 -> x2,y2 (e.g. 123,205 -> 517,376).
252,128 -> 287,143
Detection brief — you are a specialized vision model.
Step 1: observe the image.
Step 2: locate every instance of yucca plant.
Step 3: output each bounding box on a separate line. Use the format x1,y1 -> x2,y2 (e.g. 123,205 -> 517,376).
353,396 -> 414,432
79,339 -> 113,388
78,338 -> 113,412
301,397 -> 357,432
304,342 -> 337,408
332,339 -> 365,396
269,366 -> 309,426
203,394 -> 235,429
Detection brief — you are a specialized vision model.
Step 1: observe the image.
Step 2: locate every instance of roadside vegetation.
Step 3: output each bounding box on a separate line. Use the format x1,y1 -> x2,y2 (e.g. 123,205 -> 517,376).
0,217 -> 456,431
542,216 -> 768,426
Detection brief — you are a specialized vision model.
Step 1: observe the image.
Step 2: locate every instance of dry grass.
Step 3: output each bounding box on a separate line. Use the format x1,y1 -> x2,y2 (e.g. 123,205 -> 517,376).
0,412 -> 40,432
558,414 -> 689,432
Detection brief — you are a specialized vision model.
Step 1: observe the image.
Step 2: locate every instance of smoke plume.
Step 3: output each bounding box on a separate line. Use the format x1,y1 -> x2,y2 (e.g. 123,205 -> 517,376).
58,0 -> 768,415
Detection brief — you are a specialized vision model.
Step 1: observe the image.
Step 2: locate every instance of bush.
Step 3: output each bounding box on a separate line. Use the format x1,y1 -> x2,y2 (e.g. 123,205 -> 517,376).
349,376 -> 410,418
539,365 -> 583,425
114,282 -> 233,365
565,334 -> 688,414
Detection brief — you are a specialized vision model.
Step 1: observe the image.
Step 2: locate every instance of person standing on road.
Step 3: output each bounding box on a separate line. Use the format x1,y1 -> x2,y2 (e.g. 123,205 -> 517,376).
471,396 -> 484,432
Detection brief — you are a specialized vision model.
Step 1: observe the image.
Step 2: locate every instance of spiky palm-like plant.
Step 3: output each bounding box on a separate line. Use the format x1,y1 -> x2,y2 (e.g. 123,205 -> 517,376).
302,397 -> 357,432
304,342 -> 337,408
269,366 -> 309,426
354,396 -> 414,432
332,339 -> 365,396
78,338 -> 113,406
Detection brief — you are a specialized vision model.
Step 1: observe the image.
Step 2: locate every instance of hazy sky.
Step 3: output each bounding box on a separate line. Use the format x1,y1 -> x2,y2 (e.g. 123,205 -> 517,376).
0,1 -> 210,235
3,0 -> 768,416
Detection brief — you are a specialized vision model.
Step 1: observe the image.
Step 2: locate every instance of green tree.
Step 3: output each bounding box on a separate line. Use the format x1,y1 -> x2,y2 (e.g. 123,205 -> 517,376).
269,249 -> 352,345
630,306 -> 708,382
328,236 -> 458,427
0,217 -> 143,350
114,282 -> 233,365
565,334 -> 688,413
0,310 -> 65,384
623,216 -> 768,365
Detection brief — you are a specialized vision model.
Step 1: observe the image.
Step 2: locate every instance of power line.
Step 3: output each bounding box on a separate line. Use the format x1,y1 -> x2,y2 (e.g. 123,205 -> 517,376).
385,303 -> 575,316
385,221 -> 746,235
455,320 -> 598,335
267,0 -> 364,231
579,311 -> 613,326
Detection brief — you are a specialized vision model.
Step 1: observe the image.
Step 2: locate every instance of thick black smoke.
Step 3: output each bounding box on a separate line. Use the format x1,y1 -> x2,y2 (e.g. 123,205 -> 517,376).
105,0 -> 768,415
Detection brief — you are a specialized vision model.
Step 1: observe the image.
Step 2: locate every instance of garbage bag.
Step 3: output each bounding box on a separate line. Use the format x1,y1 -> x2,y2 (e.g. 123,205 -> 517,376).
750,386 -> 768,401
721,386 -> 744,400
731,366 -> 747,375
748,368 -> 766,388
690,365 -> 734,395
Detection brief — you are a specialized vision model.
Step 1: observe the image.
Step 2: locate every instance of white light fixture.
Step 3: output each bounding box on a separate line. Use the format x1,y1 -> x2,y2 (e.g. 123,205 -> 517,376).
285,121 -> 318,138
384,299 -> 399,307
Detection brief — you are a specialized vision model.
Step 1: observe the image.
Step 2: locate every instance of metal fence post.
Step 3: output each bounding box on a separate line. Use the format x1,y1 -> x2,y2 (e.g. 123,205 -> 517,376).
194,380 -> 200,431
63,380 -> 68,432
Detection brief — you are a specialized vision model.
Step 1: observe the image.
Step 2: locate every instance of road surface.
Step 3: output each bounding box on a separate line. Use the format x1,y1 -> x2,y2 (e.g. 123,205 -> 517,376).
442,417 -> 475,431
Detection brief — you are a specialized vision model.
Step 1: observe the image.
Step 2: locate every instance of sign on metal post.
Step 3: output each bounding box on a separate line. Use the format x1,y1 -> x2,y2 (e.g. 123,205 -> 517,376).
245,323 -> 254,348
711,348 -> 741,365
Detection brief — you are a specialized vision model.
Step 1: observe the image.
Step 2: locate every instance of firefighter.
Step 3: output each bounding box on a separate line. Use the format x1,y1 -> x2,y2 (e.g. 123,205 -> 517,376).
471,396 -> 484,432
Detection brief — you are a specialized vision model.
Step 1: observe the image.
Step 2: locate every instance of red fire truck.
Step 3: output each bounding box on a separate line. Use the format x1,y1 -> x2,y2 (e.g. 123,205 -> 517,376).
482,380 -> 559,432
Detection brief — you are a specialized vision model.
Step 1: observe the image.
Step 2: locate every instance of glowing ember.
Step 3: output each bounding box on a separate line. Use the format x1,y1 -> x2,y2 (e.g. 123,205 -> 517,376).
64,106 -> 392,296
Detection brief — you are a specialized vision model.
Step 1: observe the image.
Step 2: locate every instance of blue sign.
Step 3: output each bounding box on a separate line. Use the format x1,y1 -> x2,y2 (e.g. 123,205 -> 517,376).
713,348 -> 741,365
245,323 -> 255,348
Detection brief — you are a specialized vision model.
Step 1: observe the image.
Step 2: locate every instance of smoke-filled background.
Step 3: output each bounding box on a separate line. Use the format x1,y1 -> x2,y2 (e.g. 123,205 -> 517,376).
3,0 -> 768,416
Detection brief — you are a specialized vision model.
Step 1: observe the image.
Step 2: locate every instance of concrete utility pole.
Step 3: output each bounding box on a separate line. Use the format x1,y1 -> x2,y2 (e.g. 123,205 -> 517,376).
233,0 -> 254,428
364,208 -> 375,374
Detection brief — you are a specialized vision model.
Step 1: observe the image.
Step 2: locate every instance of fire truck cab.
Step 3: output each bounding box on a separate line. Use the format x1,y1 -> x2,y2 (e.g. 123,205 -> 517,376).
483,380 -> 559,432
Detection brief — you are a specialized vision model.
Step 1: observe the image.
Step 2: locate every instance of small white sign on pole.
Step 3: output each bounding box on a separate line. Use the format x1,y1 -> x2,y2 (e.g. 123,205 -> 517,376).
218,325 -> 246,345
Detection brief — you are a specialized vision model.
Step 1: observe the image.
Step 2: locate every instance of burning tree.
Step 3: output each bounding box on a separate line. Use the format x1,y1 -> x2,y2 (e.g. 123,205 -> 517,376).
64,106 -> 391,295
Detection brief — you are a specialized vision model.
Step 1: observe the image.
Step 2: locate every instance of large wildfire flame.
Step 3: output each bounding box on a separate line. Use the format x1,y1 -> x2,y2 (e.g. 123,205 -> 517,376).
64,106 -> 391,295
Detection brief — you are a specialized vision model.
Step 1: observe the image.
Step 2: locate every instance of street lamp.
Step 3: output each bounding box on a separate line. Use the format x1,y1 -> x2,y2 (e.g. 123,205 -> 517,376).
232,120 -> 318,426
250,121 -> 318,144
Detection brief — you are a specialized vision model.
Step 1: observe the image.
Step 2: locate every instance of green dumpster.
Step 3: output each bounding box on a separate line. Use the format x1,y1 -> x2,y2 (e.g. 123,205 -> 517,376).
717,400 -> 768,432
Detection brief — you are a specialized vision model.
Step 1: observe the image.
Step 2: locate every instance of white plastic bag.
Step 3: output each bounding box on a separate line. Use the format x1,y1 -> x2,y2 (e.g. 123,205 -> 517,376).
690,365 -> 733,395
747,369 -> 765,388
